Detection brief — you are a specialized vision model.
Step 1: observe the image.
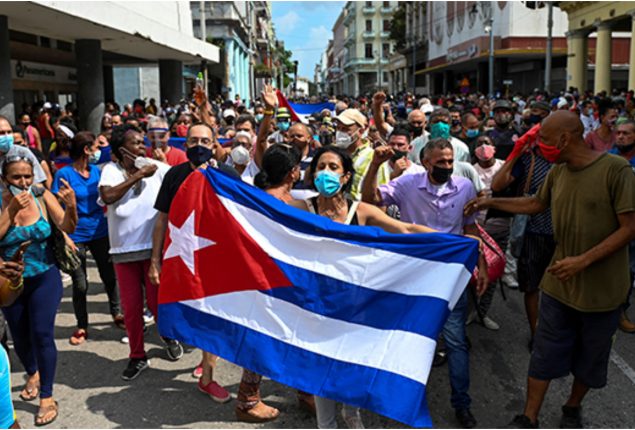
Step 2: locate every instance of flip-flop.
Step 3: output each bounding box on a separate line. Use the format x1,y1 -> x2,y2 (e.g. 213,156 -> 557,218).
19,382 -> 39,401
35,401 -> 58,427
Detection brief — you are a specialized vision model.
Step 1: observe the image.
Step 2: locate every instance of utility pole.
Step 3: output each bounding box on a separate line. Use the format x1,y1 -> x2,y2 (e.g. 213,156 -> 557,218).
411,35 -> 416,94
199,1 -> 208,96
293,60 -> 299,98
486,17 -> 494,97
544,1 -> 553,93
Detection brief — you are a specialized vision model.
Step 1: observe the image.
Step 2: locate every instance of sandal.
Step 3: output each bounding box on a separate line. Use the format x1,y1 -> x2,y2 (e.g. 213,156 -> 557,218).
113,314 -> 126,330
35,401 -> 58,427
69,329 -> 87,345
19,381 -> 39,401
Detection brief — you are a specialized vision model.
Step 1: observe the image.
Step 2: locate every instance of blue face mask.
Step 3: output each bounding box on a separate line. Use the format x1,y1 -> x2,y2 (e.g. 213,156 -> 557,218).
89,149 -> 102,164
466,129 -> 480,138
278,121 -> 290,132
430,122 -> 450,139
314,170 -> 342,198
0,134 -> 14,153
255,113 -> 264,122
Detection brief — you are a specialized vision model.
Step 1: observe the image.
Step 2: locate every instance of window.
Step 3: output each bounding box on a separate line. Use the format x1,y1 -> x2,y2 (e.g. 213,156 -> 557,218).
384,72 -> 389,82
39,36 -> 51,48
366,20 -> 372,32
383,1 -> 390,7
365,44 -> 373,59
56,40 -> 73,52
366,1 -> 373,6
383,20 -> 390,32
382,43 -> 390,58
9,30 -> 38,45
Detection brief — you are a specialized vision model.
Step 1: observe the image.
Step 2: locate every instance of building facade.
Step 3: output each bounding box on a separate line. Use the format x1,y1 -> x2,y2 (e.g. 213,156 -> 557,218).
342,0 -> 397,96
329,9 -> 348,96
0,1 -> 218,133
191,1 -> 253,102
560,1 -> 635,93
402,2 -> 429,94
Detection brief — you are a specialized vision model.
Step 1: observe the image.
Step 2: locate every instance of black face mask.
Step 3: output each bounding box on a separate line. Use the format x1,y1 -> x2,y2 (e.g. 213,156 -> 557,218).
411,126 -> 423,137
431,166 -> 453,183
390,150 -> 408,163
616,142 -> 635,154
451,119 -> 461,127
526,114 -> 543,126
186,145 -> 214,166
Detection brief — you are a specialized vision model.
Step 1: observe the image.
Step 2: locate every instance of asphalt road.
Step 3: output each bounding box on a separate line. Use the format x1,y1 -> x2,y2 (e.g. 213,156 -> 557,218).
9,263 -> 635,429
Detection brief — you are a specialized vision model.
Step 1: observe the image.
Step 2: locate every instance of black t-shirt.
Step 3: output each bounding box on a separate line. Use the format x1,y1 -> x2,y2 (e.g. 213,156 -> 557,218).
154,162 -> 240,214
486,125 -> 524,160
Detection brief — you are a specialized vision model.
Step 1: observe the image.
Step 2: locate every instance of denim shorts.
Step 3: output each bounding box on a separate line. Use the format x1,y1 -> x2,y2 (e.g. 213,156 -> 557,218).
528,293 -> 620,388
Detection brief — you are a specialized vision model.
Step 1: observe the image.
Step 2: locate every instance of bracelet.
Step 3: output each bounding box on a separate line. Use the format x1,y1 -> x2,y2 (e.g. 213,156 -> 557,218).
8,278 -> 23,291
264,110 -> 275,116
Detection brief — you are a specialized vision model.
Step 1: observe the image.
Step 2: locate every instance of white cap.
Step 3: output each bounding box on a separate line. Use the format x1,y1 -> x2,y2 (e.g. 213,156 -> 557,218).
420,104 -> 434,114
43,102 -> 52,110
222,108 -> 236,119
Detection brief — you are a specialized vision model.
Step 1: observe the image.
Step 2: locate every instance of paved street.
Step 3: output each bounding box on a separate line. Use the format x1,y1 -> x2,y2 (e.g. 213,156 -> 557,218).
9,262 -> 635,429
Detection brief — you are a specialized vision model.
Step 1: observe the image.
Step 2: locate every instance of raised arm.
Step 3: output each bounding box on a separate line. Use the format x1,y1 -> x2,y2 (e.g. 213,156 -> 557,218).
371,91 -> 391,138
254,84 -> 278,169
43,180 -> 77,233
99,164 -> 157,205
361,146 -> 393,206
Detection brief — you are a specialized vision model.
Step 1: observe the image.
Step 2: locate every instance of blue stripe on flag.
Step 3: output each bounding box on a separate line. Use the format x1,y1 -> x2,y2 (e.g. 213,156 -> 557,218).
288,102 -> 335,115
201,167 -> 479,270
159,302 -> 433,428
265,259 -> 451,339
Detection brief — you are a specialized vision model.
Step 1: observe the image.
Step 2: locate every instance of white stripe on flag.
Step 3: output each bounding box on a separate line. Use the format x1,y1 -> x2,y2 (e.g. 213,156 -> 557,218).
183,290 -> 436,384
218,195 -> 470,308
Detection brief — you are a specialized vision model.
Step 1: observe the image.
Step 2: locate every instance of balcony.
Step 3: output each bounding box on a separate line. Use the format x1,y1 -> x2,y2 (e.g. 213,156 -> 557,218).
380,6 -> 393,14
344,57 -> 391,69
362,6 -> 376,14
362,30 -> 376,39
343,10 -> 354,25
345,29 -> 356,43
380,31 -> 391,38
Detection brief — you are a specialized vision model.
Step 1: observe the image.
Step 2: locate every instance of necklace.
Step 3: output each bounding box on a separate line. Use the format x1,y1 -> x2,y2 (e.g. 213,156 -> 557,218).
319,198 -> 346,220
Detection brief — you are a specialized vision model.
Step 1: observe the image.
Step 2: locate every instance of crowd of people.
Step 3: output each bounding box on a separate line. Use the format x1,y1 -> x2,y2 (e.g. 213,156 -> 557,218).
0,83 -> 634,429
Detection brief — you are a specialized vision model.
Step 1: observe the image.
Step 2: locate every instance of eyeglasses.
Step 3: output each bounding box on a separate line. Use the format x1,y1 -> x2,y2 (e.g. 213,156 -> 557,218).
4,155 -> 33,166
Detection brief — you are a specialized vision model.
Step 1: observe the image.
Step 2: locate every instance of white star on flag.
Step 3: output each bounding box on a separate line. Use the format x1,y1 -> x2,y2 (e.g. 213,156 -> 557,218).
163,211 -> 216,275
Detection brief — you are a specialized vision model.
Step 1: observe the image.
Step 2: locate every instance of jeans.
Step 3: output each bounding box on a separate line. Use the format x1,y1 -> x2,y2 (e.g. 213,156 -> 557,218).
70,236 -> 120,329
315,396 -> 360,429
442,289 -> 471,411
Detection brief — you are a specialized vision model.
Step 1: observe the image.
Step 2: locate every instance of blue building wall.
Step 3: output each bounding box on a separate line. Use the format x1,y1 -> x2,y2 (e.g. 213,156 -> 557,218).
225,37 -> 251,103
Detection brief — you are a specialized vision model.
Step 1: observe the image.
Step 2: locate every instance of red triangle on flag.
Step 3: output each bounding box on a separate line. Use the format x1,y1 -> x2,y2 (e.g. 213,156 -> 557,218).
158,170 -> 292,305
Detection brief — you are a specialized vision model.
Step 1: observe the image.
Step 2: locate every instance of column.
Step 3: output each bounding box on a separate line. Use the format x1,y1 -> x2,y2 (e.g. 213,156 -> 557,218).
594,22 -> 612,94
0,16 -> 14,123
566,30 -> 588,91
76,39 -> 104,135
103,65 -> 115,103
628,12 -> 635,91
158,59 -> 183,106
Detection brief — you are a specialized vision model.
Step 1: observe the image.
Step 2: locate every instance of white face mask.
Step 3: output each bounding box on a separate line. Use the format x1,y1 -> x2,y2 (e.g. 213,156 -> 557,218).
134,156 -> 153,170
334,130 -> 354,149
230,145 -> 251,166
9,184 -> 31,197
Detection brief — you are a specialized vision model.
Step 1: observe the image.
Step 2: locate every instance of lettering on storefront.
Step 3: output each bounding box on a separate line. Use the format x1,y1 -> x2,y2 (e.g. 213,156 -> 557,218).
11,60 -> 77,85
447,44 -> 479,63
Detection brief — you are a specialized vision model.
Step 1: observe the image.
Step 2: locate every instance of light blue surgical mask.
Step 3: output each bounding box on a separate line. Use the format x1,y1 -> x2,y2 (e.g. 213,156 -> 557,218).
587,108 -> 594,116
278,121 -> 290,132
9,184 -> 31,197
466,129 -> 480,138
314,170 -> 342,198
89,149 -> 102,164
255,113 -> 264,122
0,134 -> 14,153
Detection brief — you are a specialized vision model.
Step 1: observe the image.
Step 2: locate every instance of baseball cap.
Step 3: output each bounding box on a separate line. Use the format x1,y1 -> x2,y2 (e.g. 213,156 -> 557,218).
530,100 -> 551,113
334,109 -> 367,128
43,102 -> 52,110
420,104 -> 434,114
222,109 -> 236,119
493,100 -> 512,111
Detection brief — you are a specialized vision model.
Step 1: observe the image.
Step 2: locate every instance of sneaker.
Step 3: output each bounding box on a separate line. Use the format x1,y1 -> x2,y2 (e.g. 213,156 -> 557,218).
508,414 -> 538,429
192,361 -> 204,379
163,337 -> 184,361
455,409 -> 476,429
143,310 -> 154,324
560,405 -> 582,429
502,273 -> 519,289
121,358 -> 149,381
341,407 -> 364,429
482,316 -> 500,331
198,379 -> 231,403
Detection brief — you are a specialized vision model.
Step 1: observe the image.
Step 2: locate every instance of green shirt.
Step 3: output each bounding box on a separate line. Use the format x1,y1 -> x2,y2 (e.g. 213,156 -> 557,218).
535,153 -> 635,312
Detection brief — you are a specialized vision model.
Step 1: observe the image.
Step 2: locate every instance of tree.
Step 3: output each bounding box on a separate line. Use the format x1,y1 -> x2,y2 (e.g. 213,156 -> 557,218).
390,3 -> 406,50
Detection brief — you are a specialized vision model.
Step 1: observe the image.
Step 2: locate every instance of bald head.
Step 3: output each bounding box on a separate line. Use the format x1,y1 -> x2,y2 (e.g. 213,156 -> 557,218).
542,111 -> 584,140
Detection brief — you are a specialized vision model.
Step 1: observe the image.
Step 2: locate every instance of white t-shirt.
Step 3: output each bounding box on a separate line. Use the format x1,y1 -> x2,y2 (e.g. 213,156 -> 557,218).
98,160 -> 170,255
473,159 -> 505,197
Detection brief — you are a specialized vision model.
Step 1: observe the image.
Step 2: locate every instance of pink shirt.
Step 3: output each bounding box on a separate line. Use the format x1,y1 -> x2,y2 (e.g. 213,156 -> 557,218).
584,129 -> 616,153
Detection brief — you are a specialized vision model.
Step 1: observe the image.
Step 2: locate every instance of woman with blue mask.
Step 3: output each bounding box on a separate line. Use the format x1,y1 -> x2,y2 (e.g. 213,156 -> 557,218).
52,131 -> 123,346
289,146 -> 436,429
0,155 -> 77,426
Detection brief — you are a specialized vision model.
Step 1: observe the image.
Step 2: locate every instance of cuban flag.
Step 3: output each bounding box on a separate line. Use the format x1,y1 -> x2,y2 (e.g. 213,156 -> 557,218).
276,89 -> 335,124
158,167 -> 478,427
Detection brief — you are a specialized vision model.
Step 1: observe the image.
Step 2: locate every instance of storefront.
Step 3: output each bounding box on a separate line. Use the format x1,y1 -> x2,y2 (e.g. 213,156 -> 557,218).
11,59 -> 78,111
